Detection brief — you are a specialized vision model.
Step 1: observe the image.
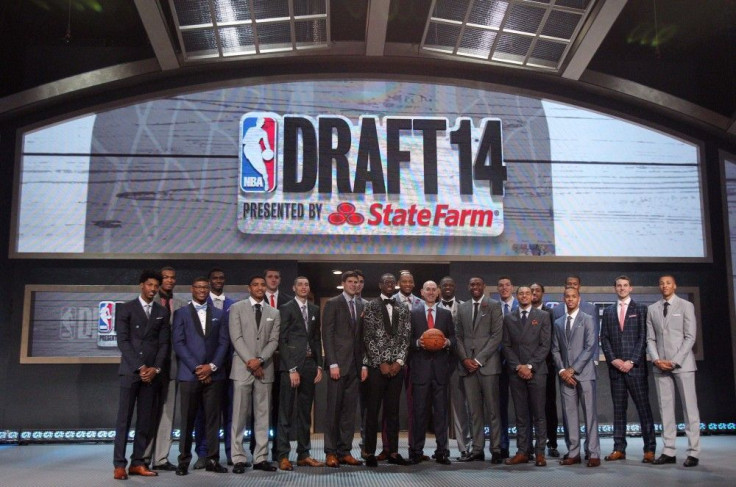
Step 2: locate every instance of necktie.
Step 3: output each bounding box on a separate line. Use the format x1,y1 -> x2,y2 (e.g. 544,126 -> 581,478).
521,310 -> 528,326
565,315 -> 572,341
442,300 -> 453,307
619,302 -> 626,331
349,299 -> 356,325
270,294 -> 276,308
427,308 -> 435,328
473,302 -> 479,324
144,304 -> 151,318
254,303 -> 262,328
663,301 -> 669,317
504,303 -> 510,316
160,297 -> 169,313
213,297 -> 223,310
301,304 -> 309,329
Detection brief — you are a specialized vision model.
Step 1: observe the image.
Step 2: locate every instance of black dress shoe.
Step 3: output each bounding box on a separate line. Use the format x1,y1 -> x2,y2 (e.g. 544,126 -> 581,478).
365,455 -> 378,467
457,451 -> 469,461
387,453 -> 409,466
683,456 -> 699,467
436,456 -> 451,465
175,464 -> 188,476
253,461 -> 277,472
652,454 -> 676,465
547,447 -> 560,458
458,452 -> 485,462
153,461 -> 177,471
227,458 -> 234,466
193,457 -> 207,470
490,453 -> 503,464
232,462 -> 249,474
206,459 -> 228,473
500,448 -> 510,459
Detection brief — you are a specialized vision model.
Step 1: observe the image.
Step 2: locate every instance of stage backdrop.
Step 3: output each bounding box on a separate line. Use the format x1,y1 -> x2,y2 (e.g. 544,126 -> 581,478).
13,78 -> 706,260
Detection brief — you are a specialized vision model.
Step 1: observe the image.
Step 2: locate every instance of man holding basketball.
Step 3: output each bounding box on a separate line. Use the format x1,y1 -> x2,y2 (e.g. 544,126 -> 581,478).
408,280 -> 455,465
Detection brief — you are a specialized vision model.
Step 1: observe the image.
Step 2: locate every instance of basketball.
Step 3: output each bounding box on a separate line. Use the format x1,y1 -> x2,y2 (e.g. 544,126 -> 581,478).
421,328 -> 446,352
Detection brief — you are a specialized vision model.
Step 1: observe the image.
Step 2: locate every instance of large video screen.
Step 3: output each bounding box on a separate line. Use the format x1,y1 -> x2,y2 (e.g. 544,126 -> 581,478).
13,79 -> 706,259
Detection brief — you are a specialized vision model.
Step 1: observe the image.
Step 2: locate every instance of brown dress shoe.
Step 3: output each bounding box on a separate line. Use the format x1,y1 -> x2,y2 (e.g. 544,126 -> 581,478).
535,454 -> 547,467
279,458 -> 294,471
560,455 -> 581,466
113,467 -> 128,480
504,453 -> 529,465
297,457 -> 326,467
375,450 -> 389,461
587,458 -> 601,467
325,454 -> 340,468
339,454 -> 363,466
642,451 -> 655,463
605,451 -> 626,461
128,465 -> 158,476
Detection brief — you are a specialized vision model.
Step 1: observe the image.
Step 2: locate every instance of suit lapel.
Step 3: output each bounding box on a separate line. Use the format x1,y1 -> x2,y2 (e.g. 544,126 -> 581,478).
188,304 -> 205,338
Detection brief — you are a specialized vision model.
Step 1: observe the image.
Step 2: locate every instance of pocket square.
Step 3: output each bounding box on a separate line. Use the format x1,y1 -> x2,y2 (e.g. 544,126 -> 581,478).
267,317 -> 274,321
673,313 -> 682,317
156,316 -> 164,320
311,316 -> 316,321
628,314 -> 637,318
213,318 -> 219,322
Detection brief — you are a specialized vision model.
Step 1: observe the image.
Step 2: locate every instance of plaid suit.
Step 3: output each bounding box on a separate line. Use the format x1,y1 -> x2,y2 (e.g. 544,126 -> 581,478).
600,299 -> 656,453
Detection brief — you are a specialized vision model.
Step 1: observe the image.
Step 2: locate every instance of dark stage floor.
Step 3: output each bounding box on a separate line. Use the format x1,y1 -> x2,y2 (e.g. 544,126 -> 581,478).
1,434 -> 733,486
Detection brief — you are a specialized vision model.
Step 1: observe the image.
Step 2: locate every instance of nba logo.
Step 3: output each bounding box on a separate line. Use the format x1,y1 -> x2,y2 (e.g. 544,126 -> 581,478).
99,301 -> 115,333
240,112 -> 278,192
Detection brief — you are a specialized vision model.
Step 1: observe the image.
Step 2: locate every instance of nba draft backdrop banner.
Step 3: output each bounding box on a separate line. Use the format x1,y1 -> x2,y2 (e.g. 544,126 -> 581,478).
13,78 -> 706,260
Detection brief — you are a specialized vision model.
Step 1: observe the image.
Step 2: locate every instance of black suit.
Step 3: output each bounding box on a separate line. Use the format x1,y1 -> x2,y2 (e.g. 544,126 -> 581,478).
322,293 -> 364,457
266,291 -> 293,458
276,298 -> 323,461
113,298 -> 170,468
502,307 -> 551,456
539,306 -> 559,450
600,299 -> 655,454
409,304 -> 455,460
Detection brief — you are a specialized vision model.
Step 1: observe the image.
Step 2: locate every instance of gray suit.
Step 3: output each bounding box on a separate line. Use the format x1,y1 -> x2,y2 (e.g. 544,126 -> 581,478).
440,298 -> 471,453
146,293 -> 186,467
229,298 -> 280,464
551,310 -> 600,459
646,295 -> 700,458
455,296 -> 504,455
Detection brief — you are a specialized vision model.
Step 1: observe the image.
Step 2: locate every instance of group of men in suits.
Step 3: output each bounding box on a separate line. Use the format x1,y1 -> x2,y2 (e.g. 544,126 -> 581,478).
113,268 -> 703,480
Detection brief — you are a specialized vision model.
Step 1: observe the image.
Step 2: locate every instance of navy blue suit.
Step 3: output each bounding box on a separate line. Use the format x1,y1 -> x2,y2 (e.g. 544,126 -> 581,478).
173,303 -> 230,465
113,298 -> 170,468
600,299 -> 655,454
409,304 -> 456,460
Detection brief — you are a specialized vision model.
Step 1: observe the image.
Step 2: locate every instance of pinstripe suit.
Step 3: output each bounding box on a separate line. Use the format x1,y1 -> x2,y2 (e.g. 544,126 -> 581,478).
600,299 -> 655,454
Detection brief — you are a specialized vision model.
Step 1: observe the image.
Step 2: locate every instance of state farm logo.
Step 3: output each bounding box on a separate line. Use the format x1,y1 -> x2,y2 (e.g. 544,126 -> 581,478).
328,202 -> 365,225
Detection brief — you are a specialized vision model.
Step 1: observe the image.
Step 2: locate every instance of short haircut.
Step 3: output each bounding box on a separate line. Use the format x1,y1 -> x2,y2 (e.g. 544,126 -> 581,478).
439,276 -> 455,285
516,285 -> 531,295
469,276 -> 485,284
341,270 -> 358,282
208,267 -> 225,279
160,266 -> 175,274
353,269 -> 365,279
192,276 -> 209,285
263,268 -> 280,277
566,275 -> 581,284
497,275 -> 513,284
530,282 -> 545,293
249,275 -> 266,285
139,269 -> 163,284
614,275 -> 631,286
659,274 -> 677,284
380,273 -> 396,284
399,270 -> 413,278
293,276 -> 310,286
563,285 -> 579,295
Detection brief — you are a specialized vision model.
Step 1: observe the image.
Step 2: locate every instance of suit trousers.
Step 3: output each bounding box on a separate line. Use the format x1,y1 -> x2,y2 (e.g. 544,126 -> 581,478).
410,377 -> 449,458
654,370 -> 700,458
144,376 -> 177,466
463,372 -> 501,454
324,370 -> 360,457
545,358 -> 559,448
195,379 -> 233,460
113,379 -> 160,467
559,378 -> 600,459
178,379 -> 224,465
610,373 -> 656,453
231,379 -> 272,464
365,367 -> 404,455
449,365 -> 472,453
509,372 -> 547,455
276,359 -> 318,460
499,365 -> 510,450
360,380 -> 390,453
